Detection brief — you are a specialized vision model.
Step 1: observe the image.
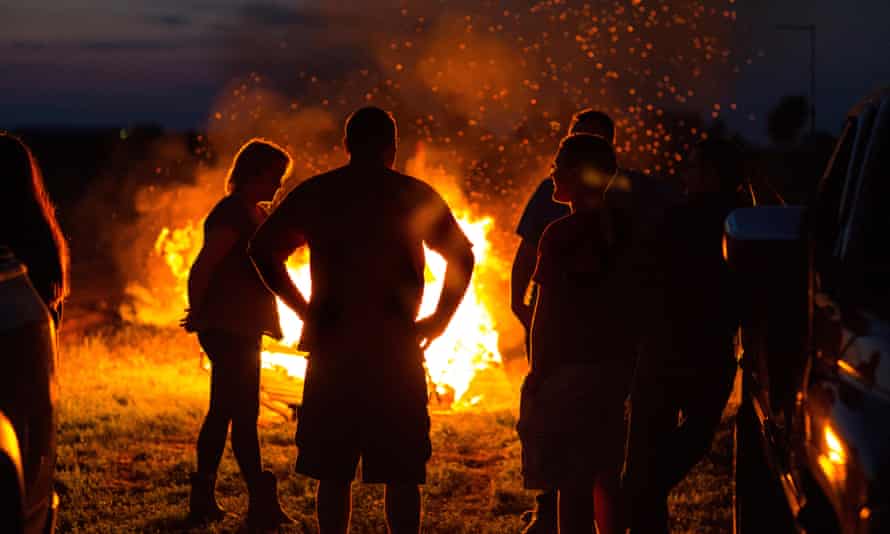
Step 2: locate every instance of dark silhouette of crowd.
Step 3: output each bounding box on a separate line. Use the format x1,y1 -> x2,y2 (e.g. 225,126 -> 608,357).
1,104 -> 750,533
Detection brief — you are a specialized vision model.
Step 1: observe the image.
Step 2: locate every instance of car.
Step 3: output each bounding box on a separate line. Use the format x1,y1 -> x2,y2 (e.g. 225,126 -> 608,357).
0,246 -> 59,533
726,87 -> 890,533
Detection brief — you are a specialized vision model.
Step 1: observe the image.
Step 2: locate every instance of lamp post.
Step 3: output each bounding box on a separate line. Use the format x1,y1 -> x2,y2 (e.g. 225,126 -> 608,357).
776,24 -> 816,137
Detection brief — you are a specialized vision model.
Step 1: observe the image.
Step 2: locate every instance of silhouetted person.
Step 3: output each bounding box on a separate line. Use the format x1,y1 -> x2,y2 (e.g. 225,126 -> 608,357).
250,107 -> 474,534
182,139 -> 294,529
623,138 -> 751,533
511,110 -> 612,534
518,134 -> 639,534
511,109 -> 677,533
0,132 -> 69,326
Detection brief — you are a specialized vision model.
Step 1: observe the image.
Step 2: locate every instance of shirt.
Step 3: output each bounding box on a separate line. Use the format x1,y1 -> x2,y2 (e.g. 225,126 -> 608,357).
516,179 -> 570,245
191,195 -> 282,339
531,208 -> 636,375
251,163 -> 472,357
516,170 -> 681,241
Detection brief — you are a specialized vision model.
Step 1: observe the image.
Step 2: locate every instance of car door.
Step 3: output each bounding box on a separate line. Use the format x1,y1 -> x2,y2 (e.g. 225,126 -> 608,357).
796,93 -> 890,532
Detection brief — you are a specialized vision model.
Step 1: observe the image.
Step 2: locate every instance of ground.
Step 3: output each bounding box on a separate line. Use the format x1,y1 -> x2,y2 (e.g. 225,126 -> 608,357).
55,325 -> 733,533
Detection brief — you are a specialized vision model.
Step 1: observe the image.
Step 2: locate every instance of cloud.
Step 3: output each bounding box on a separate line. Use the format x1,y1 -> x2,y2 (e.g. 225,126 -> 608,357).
79,40 -> 179,51
237,3 -> 360,28
10,41 -> 49,51
148,14 -> 193,28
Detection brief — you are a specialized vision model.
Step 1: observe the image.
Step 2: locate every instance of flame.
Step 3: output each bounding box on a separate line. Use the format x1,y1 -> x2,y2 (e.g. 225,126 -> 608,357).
151,148 -> 503,409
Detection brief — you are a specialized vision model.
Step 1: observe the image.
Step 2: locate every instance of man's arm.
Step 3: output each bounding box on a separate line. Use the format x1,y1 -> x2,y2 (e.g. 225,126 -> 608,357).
417,241 -> 474,348
248,202 -> 309,319
510,238 -> 537,331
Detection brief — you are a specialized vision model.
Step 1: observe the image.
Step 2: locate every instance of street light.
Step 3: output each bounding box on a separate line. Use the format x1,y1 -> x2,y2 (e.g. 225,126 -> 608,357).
776,24 -> 816,137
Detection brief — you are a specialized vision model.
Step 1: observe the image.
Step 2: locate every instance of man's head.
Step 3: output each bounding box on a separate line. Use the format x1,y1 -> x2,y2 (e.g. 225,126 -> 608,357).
551,134 -> 618,206
344,106 -> 398,167
569,109 -> 616,144
686,138 -> 745,195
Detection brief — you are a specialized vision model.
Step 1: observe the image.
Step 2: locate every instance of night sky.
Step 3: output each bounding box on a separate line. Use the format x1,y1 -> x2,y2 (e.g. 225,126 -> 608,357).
2,0 -> 889,142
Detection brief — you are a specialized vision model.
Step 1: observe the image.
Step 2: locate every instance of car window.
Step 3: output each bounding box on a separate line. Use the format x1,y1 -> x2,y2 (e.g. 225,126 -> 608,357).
835,105 -> 878,258
811,118 -> 855,282
816,120 -> 855,226
842,96 -> 890,316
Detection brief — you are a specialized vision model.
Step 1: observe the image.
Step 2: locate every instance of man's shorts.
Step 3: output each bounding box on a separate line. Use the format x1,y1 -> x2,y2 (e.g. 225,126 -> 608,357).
294,345 -> 432,485
518,363 -> 628,489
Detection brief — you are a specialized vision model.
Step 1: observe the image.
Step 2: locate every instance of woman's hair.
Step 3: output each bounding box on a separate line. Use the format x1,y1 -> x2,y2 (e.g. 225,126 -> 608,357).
0,132 -> 70,313
225,139 -> 292,194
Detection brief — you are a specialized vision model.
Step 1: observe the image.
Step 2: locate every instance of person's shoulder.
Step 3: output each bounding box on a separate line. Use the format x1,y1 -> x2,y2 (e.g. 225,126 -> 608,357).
205,195 -> 244,227
393,169 -> 430,187
303,166 -> 347,188
394,170 -> 447,201
539,213 -> 574,242
283,167 -> 345,199
625,169 -> 682,199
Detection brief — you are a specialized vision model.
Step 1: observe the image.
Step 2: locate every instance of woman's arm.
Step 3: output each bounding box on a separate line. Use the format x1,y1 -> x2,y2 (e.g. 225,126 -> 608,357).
186,226 -> 239,318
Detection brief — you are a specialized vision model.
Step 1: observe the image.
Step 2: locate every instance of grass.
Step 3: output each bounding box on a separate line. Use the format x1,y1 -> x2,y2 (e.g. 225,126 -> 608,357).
55,325 -> 733,533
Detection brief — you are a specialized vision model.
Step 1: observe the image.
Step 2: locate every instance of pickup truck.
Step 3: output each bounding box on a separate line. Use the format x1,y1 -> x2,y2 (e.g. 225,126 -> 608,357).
726,87 -> 890,533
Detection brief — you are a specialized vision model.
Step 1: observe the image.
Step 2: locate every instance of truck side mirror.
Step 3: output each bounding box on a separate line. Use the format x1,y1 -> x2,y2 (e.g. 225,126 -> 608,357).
723,206 -> 807,273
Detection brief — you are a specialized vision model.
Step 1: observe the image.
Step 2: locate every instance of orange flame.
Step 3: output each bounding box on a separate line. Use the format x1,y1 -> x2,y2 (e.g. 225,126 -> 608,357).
150,148 -> 504,409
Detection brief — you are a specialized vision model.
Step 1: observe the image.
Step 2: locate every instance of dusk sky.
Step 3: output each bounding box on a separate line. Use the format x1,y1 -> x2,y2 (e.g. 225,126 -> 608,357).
2,0 -> 889,142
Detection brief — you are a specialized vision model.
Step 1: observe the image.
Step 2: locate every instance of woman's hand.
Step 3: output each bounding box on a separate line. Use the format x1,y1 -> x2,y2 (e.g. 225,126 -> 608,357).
180,308 -> 198,332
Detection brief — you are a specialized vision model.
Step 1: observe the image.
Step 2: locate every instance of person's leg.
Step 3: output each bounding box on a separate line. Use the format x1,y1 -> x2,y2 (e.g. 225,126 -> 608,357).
384,484 -> 421,534
623,373 -> 678,534
593,471 -> 622,534
196,336 -> 233,476
228,336 -> 262,483
317,479 -> 352,534
190,333 -> 234,521
557,486 -> 594,534
661,357 -> 737,491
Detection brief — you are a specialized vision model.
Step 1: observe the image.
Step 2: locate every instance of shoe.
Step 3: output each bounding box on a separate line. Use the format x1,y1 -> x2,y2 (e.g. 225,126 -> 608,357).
187,472 -> 226,523
246,470 -> 294,531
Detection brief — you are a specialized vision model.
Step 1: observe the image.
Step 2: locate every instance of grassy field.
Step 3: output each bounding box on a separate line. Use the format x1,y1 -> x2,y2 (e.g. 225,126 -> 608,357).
55,325 -> 733,533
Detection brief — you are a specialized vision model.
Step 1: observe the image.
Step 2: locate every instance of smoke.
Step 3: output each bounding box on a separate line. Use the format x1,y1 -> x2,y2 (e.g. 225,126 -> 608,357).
87,0 -> 756,357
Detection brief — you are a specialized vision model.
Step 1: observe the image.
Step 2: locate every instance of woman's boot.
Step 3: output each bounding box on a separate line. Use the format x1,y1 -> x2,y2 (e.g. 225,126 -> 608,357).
188,472 -> 226,523
246,470 -> 294,531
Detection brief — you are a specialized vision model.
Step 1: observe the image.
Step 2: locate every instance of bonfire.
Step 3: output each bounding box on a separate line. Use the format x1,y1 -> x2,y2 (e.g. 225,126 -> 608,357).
151,143 -> 508,414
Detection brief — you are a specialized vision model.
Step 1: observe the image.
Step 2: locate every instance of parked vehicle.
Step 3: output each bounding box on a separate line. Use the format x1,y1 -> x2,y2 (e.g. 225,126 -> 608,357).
0,247 -> 58,533
726,88 -> 890,533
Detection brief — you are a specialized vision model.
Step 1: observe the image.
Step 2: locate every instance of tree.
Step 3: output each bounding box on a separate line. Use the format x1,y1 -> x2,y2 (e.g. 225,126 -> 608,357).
767,95 -> 809,147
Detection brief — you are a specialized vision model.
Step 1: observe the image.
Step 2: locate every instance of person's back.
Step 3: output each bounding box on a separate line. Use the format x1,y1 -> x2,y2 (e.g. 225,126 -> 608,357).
623,138 -> 750,534
267,163 -> 469,373
190,193 -> 281,340
250,107 -> 474,534
663,193 -> 741,358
